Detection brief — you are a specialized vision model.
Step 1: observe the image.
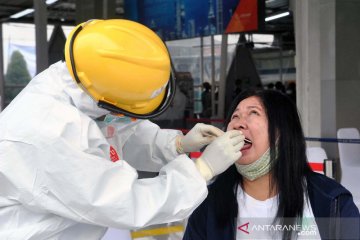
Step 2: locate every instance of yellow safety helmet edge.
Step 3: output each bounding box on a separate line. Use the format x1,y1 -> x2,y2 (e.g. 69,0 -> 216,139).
64,19 -> 176,119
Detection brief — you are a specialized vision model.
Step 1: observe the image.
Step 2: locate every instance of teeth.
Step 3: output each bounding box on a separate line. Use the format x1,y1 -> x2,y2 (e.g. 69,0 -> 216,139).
244,138 -> 252,144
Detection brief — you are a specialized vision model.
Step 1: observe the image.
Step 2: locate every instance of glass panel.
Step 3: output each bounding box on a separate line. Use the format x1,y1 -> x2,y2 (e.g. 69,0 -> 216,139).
166,34 -> 239,118
167,37 -> 201,115
2,23 -> 73,107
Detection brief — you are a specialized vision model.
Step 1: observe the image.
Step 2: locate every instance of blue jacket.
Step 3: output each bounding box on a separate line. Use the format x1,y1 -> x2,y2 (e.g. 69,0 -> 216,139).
183,173 -> 360,240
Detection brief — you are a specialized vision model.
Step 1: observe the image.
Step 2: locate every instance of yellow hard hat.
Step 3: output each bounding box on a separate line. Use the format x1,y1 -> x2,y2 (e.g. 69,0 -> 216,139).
64,19 -> 175,119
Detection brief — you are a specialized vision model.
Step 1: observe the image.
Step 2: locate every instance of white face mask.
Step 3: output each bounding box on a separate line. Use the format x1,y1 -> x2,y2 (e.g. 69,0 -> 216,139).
235,148 -> 272,181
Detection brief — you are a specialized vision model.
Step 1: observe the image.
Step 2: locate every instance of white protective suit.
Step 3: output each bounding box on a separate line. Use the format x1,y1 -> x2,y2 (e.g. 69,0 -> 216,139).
0,61 -> 207,240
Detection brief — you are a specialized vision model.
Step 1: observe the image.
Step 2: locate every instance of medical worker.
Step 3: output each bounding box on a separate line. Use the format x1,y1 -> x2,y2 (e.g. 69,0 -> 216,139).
0,19 -> 244,239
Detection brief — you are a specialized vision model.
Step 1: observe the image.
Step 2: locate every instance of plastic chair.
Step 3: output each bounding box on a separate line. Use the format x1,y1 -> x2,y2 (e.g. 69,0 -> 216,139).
306,147 -> 327,174
337,128 -> 360,209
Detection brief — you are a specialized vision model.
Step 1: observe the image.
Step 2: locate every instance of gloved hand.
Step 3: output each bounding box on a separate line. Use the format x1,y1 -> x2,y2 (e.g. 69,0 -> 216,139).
195,130 -> 244,181
176,123 -> 224,153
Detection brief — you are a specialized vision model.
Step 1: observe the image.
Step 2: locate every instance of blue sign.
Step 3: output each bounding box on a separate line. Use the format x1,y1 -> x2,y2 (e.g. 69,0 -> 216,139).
124,0 -> 240,41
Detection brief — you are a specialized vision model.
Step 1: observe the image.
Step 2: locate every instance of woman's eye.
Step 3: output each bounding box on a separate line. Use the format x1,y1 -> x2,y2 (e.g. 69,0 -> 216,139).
250,110 -> 259,115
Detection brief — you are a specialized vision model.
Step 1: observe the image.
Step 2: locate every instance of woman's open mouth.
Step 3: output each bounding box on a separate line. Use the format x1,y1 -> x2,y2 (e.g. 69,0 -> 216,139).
241,138 -> 252,150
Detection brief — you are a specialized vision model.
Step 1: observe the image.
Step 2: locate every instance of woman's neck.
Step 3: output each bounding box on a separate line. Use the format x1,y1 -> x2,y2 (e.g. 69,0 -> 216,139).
242,173 -> 277,201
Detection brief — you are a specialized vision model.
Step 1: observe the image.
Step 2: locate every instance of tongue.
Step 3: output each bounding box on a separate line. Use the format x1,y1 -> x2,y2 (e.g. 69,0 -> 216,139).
241,143 -> 252,150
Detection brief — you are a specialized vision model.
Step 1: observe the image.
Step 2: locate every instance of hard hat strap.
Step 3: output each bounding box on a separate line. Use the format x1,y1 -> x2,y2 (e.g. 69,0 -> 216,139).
69,25 -> 83,84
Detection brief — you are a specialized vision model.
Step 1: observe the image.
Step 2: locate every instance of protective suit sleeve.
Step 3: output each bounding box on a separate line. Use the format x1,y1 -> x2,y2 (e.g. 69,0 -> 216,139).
0,140 -> 207,229
0,61 -> 206,231
122,120 -> 182,172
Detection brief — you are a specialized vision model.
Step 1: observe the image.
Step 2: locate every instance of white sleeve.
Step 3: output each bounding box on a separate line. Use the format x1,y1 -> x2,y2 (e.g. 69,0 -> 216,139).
1,140 -> 207,229
122,120 -> 183,172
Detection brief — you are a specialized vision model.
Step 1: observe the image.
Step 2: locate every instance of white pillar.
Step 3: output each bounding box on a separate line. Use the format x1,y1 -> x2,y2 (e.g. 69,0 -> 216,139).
294,0 -> 322,144
34,0 -> 48,74
0,23 -> 4,111
319,0 -> 337,157
335,0 -> 360,130
217,34 -> 227,119
295,0 -> 360,158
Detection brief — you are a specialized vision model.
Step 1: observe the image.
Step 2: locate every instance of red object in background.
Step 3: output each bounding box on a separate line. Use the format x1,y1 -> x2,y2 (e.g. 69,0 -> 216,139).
308,162 -> 324,172
190,151 -> 324,172
225,0 -> 259,33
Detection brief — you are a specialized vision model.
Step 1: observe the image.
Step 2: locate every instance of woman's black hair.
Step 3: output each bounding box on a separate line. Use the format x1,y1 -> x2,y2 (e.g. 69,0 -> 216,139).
209,89 -> 312,239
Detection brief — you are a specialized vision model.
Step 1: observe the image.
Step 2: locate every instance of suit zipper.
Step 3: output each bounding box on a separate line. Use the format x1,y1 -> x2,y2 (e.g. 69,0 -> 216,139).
330,196 -> 341,239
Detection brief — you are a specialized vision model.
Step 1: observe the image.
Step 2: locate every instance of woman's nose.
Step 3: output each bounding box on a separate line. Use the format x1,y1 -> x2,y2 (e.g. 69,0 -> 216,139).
233,118 -> 246,130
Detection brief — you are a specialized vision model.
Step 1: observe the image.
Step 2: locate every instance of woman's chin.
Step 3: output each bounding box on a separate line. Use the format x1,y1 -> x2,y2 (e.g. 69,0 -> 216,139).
236,157 -> 254,165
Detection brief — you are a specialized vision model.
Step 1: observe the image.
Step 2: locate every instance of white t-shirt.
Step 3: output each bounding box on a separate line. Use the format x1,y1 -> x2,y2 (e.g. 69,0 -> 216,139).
236,185 -> 321,239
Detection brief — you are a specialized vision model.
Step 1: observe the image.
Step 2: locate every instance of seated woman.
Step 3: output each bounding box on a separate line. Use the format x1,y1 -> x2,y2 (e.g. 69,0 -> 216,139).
183,89 -> 360,239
